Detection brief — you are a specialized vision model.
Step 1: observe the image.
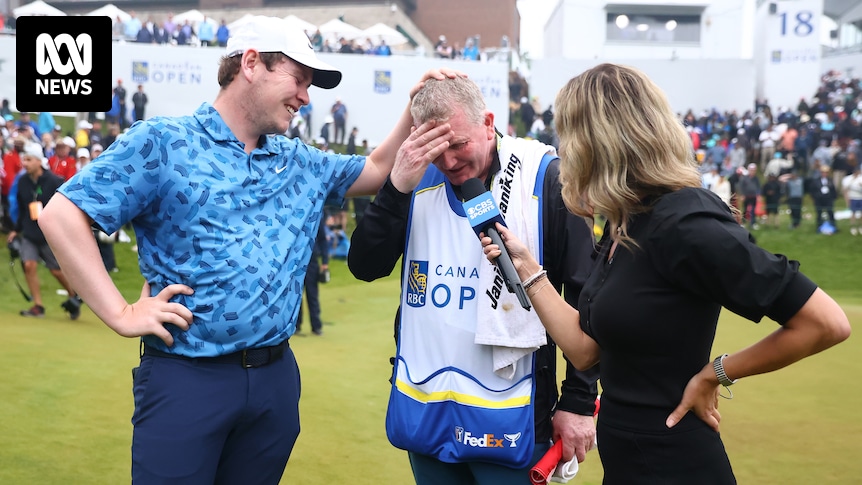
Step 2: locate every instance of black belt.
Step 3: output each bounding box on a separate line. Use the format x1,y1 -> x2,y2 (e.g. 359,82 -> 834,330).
142,340 -> 289,368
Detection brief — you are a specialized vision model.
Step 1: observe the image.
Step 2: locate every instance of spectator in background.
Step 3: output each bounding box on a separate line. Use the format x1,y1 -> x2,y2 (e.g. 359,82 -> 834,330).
761,173 -> 783,228
519,96 -> 535,136
132,84 -> 148,122
536,108 -> 558,149
1,137 -> 24,231
320,115 -> 333,146
434,35 -> 453,58
75,147 -> 89,171
810,165 -> 838,233
48,137 -> 77,181
124,11 -> 142,41
102,124 -> 120,149
17,112 -> 40,139
310,29 -> 323,51
738,163 -> 761,229
758,123 -> 780,169
162,12 -> 176,37
338,37 -> 353,54
135,19 -> 155,43
0,98 -> 11,120
38,112 -> 55,139
40,132 -> 55,158
299,102 -> 313,139
831,141 -> 857,195
709,168 -> 732,207
112,15 -> 125,39
296,222 -> 329,336
462,38 -> 479,61
843,165 -> 862,235
199,17 -> 215,47
764,151 -> 793,177
216,19 -> 230,47
2,114 -> 17,143
346,126 -> 358,155
7,142 -> 82,319
75,120 -> 92,150
781,171 -> 805,229
89,120 -> 103,150
331,98 -> 348,145
375,39 -> 392,56
114,79 -> 128,129
811,139 -> 833,170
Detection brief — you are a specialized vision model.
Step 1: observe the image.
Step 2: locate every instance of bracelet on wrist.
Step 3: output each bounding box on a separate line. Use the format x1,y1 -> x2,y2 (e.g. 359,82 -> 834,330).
713,353 -> 737,399
527,281 -> 552,298
522,268 -> 547,291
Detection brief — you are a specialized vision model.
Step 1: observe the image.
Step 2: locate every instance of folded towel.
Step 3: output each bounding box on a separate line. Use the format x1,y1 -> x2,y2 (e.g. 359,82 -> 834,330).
474,137 -> 554,379
530,438 -> 598,484
529,440 -> 562,485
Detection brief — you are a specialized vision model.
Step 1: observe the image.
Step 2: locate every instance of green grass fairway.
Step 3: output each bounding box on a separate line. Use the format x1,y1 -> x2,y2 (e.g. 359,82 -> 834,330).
0,205 -> 859,484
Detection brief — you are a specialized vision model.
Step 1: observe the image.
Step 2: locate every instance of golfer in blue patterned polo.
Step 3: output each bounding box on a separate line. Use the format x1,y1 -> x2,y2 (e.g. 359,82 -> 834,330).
40,15 -> 457,484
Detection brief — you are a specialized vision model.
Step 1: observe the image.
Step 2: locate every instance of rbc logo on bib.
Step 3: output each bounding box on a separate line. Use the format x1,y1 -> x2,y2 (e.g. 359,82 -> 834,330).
16,16 -> 111,112
406,260 -> 428,307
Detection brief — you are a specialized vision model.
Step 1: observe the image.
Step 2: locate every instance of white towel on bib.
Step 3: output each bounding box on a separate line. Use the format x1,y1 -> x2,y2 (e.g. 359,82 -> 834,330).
474,137 -> 555,379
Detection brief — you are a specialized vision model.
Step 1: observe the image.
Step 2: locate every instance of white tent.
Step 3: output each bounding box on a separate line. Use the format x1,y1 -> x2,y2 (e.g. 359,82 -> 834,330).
85,4 -> 131,23
227,13 -> 254,32
173,9 -> 217,29
361,23 -> 408,46
317,18 -> 363,40
283,14 -> 317,35
13,0 -> 66,17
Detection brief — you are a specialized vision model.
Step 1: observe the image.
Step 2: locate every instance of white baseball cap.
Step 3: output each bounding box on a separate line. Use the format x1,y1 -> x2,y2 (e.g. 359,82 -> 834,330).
22,142 -> 45,161
78,119 -> 93,130
226,16 -> 342,89
77,148 -> 90,158
59,136 -> 76,147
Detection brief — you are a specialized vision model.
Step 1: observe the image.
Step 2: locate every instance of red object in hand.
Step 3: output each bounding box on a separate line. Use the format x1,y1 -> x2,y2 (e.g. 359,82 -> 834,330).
530,397 -> 600,484
529,440 -> 562,485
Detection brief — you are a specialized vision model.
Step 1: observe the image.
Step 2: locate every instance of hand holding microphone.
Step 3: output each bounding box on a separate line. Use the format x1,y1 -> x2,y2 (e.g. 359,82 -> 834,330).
461,178 -> 532,310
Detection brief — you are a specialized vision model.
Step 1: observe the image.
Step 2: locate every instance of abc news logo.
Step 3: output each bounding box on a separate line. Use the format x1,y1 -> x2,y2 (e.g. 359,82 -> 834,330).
17,16 -> 111,112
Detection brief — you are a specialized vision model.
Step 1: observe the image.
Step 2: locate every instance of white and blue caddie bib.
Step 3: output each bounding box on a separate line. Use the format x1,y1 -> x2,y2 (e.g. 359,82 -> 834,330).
386,146 -> 554,468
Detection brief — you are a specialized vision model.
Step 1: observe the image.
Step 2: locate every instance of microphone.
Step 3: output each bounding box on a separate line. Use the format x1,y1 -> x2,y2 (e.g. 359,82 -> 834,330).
461,178 -> 531,310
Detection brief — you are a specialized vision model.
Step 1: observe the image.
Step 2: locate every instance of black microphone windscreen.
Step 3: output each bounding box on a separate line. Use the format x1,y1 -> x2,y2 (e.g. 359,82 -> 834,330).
460,178 -> 486,200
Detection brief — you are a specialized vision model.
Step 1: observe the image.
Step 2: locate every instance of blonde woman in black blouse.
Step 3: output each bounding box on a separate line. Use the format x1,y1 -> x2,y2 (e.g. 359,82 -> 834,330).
482,63 -> 851,484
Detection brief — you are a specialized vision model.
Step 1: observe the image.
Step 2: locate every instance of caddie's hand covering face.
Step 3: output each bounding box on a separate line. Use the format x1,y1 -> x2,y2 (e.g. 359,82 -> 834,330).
226,16 -> 342,89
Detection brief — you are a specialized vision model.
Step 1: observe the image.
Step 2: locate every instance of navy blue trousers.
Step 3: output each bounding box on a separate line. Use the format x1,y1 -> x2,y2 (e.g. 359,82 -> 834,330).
131,346 -> 301,484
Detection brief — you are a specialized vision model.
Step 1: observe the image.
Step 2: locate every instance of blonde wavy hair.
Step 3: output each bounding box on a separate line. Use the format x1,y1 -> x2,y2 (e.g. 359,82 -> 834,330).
554,63 -> 701,248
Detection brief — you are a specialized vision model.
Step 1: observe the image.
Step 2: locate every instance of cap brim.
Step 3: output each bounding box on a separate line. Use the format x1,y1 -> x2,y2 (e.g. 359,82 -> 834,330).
285,52 -> 342,89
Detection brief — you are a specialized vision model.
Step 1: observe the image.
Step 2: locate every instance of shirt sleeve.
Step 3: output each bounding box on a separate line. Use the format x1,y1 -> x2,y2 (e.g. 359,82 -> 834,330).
648,188 -> 817,325
542,160 -> 599,416
347,175 -> 412,282
58,120 -> 163,235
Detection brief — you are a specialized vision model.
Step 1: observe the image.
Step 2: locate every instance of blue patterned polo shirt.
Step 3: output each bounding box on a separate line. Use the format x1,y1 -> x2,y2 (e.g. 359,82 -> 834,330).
60,103 -> 365,356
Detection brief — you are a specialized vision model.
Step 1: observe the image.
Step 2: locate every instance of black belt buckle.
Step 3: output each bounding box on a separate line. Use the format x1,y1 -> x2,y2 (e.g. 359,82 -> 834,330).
241,348 -> 265,368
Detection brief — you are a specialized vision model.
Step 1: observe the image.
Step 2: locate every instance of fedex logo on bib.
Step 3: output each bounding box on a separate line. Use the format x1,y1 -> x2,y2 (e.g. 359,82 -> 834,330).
455,426 -> 522,448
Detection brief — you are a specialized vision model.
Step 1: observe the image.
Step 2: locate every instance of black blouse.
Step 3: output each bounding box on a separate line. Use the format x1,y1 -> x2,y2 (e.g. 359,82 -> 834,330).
579,187 -> 817,432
